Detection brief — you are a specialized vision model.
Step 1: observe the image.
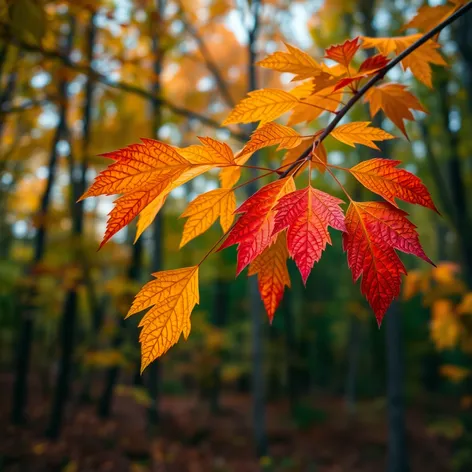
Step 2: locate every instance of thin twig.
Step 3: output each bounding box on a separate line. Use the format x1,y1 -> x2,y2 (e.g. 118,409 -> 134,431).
0,26 -> 249,143
280,1 -> 472,178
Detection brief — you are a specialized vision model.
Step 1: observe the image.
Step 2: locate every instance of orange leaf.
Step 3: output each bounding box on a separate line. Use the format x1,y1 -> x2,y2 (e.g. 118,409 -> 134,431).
273,186 -> 345,284
80,139 -> 229,246
222,89 -> 299,126
257,42 -> 321,81
325,37 -> 361,68
401,1 -> 464,33
220,177 -> 295,274
126,266 -> 199,372
343,201 -> 432,325
288,86 -> 342,125
362,35 -> 447,87
219,151 -> 252,188
364,83 -> 427,138
240,122 -> 302,156
180,188 -> 235,247
349,158 -> 438,211
248,232 -> 291,322
330,121 -> 395,150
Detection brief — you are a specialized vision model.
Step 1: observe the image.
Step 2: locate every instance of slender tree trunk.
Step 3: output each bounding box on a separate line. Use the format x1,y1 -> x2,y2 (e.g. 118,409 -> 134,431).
10,25 -> 73,425
345,316 -> 361,414
145,0 -> 166,432
98,239 -> 143,418
385,303 -> 409,472
209,274 -> 229,413
282,290 -> 298,414
243,0 -> 267,458
47,15 -> 94,439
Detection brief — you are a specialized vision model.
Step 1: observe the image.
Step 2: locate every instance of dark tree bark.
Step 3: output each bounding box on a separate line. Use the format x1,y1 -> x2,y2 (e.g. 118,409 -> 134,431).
46,14 -> 95,439
10,22 -> 74,426
243,0 -> 268,458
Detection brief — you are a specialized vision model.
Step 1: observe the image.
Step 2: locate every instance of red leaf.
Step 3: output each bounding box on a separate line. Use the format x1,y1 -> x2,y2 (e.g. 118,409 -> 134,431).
349,158 -> 439,212
273,186 -> 345,284
343,201 -> 433,325
325,37 -> 361,68
220,177 -> 295,274
248,232 -> 291,322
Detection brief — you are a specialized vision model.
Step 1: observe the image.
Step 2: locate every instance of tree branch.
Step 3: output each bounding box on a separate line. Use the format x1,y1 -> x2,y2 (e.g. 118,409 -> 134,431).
280,0 -> 472,178
0,28 -> 249,143
177,2 -> 236,109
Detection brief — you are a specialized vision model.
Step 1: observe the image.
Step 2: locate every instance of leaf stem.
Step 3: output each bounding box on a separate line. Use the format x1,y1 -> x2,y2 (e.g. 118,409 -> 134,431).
280,1 -> 472,178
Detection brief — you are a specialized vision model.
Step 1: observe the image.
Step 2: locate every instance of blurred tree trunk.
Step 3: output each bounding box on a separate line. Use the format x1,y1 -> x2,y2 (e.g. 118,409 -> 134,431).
243,0 -> 268,458
47,14 -> 95,439
0,48 -> 18,259
345,316 -> 361,414
209,273 -> 229,413
10,22 -> 74,425
359,2 -> 410,470
146,0 -> 166,432
98,239 -> 143,418
281,290 -> 298,412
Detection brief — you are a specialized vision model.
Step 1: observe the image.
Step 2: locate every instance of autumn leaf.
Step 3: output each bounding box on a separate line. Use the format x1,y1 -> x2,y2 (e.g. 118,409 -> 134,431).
240,122 -> 302,156
135,165 -> 212,241
180,188 -> 235,247
364,83 -> 427,138
81,140 -> 189,199
282,140 -> 327,174
222,89 -> 299,126
325,37 -> 361,68
219,151 -> 252,188
401,1 -> 465,33
273,186 -> 345,284
333,54 -> 390,91
220,177 -> 295,274
257,42 -> 321,81
349,158 -> 438,211
178,137 -> 235,166
126,266 -> 199,372
135,193 -> 167,242
361,35 -> 447,87
288,86 -> 342,125
80,139 -> 232,247
330,122 -> 395,150
248,232 -> 291,322
343,201 -> 432,324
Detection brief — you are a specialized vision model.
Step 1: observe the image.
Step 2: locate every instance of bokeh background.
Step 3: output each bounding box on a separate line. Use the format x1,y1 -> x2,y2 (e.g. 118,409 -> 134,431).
1,0 -> 472,471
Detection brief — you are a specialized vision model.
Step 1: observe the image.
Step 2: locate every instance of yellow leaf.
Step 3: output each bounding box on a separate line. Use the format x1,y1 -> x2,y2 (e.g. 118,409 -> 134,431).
180,189 -> 235,247
179,137 -> 235,166
362,35 -> 447,88
127,267 -> 199,372
289,80 -> 315,99
401,2 -> 464,33
330,121 -> 395,150
219,151 -> 252,188
431,299 -> 460,350
135,165 -> 212,242
135,193 -> 167,242
222,89 -> 299,126
240,122 -> 302,156
288,86 -> 342,126
257,42 -> 321,81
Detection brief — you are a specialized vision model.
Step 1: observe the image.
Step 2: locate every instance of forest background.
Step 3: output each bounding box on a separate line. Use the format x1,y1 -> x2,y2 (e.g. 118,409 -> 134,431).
1,0 -> 472,471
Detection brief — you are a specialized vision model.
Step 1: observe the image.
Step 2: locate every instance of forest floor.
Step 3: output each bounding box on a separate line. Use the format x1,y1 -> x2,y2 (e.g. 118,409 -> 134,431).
0,374 -> 454,472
